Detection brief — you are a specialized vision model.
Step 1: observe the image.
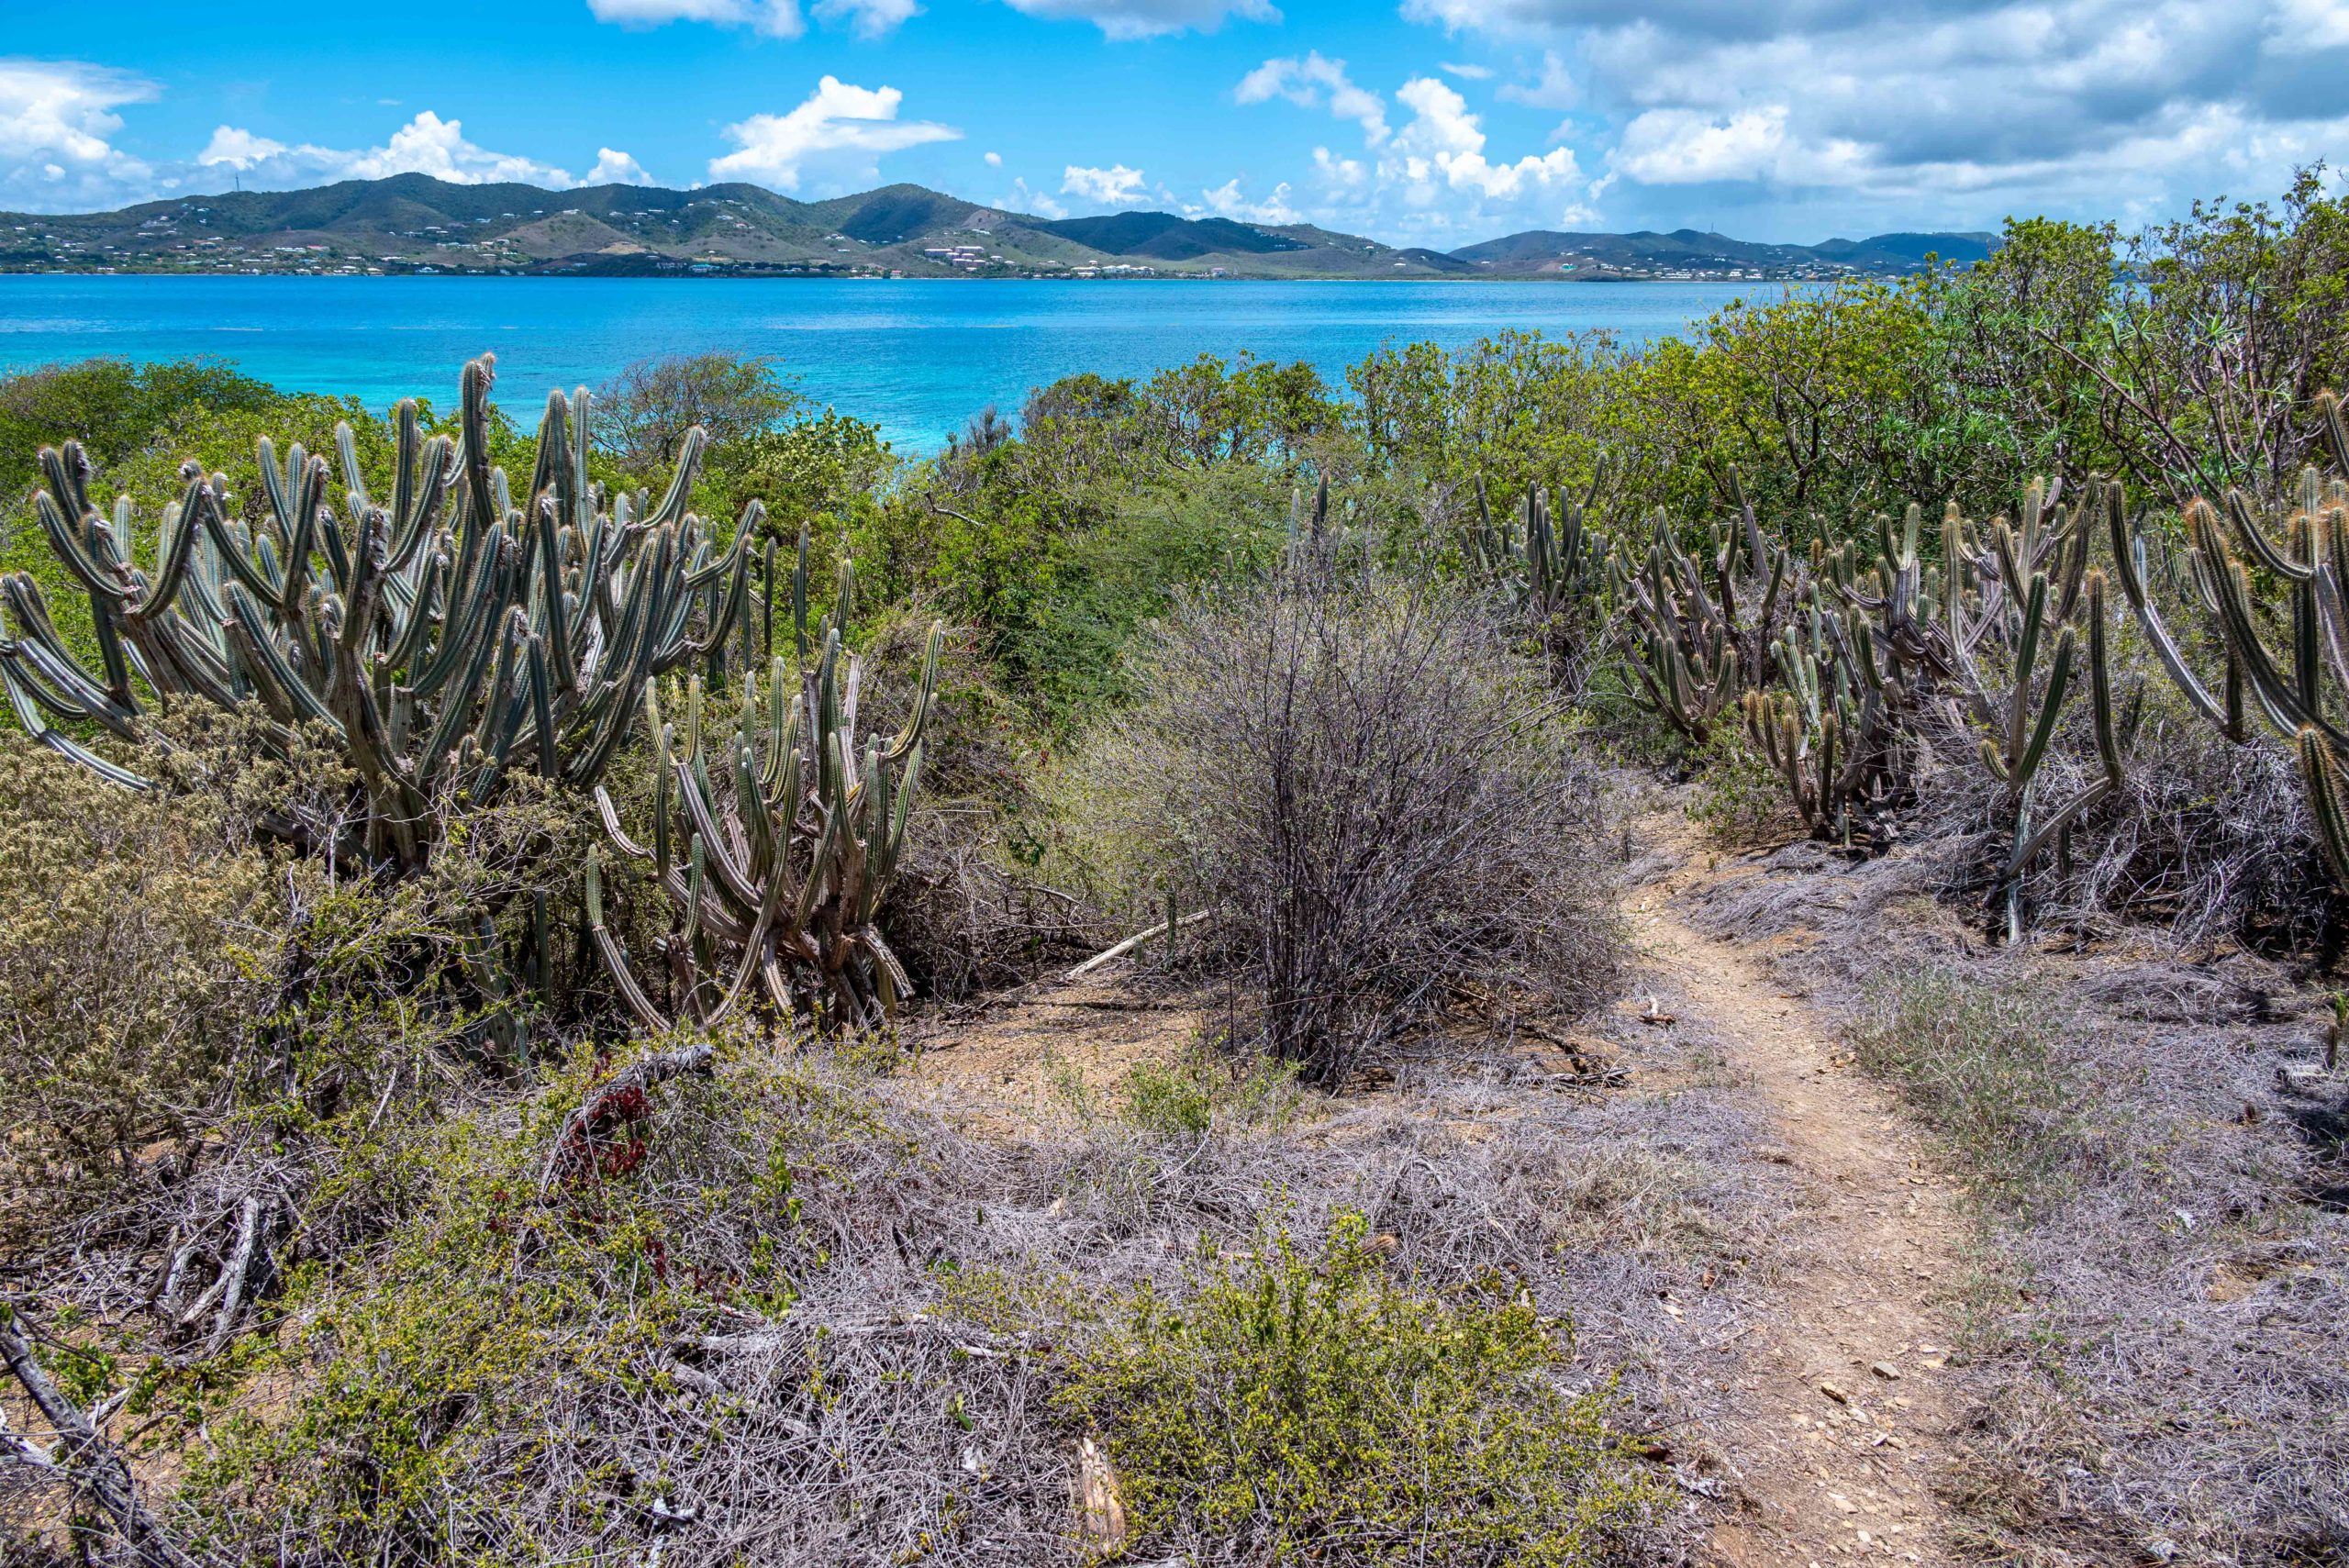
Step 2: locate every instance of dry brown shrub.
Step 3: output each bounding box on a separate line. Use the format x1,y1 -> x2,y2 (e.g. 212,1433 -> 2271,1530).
1060,553 -> 1622,1082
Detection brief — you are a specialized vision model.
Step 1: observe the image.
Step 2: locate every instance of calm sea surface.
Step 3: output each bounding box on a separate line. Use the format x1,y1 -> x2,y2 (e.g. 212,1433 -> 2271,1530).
0,274 -> 1780,453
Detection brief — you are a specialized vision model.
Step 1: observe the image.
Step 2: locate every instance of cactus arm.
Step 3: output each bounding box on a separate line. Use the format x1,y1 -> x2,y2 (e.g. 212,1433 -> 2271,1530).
2016,625 -> 2076,785
529,496 -> 577,701
2210,552 -> 2349,750
2298,728 -> 2349,893
2224,488 -> 2314,583
2108,489 -> 2231,731
2008,777 -> 2115,874
526,634 -> 558,780
2006,573 -> 2051,767
2086,573 -> 2125,785
584,854 -> 673,1032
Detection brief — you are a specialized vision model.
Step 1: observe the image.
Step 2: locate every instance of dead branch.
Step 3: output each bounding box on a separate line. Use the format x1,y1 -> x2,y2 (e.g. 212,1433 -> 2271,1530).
1065,910 -> 1211,980
540,1043 -> 717,1195
0,1306 -> 205,1568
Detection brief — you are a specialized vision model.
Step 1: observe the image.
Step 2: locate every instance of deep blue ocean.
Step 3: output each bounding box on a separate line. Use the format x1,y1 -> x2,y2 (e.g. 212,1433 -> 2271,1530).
0,274 -> 1777,453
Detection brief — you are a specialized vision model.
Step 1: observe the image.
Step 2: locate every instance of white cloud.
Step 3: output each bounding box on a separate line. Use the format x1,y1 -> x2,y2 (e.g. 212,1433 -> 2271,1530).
0,58 -> 156,210
1062,162 -> 1149,206
586,0 -> 806,36
1386,73 -> 1588,199
997,0 -> 1278,39
585,0 -> 918,35
1441,61 -> 1496,79
1311,145 -> 1366,188
195,111 -> 579,188
1249,65 -> 1597,239
709,76 -> 960,192
1602,104 -> 1873,189
2270,0 -> 2349,46
813,0 -> 923,34
195,125 -> 285,170
586,148 -> 657,185
1497,49 -> 1575,108
984,150 -> 1004,166
998,175 -> 1066,217
1201,176 -> 1302,223
1235,51 -> 1389,145
1399,0 -> 2349,230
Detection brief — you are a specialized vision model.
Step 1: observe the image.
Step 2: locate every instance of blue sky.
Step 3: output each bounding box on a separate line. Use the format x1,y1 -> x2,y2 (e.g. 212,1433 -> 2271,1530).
5,0 -> 2346,242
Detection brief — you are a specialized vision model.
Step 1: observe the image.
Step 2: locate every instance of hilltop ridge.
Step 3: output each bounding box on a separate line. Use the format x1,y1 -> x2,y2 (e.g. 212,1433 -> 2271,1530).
0,173 -> 1996,281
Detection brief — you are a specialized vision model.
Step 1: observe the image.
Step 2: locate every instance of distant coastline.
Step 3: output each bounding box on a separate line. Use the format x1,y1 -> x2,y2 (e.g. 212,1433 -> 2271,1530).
2,172 -> 1995,287
0,267 -> 1770,283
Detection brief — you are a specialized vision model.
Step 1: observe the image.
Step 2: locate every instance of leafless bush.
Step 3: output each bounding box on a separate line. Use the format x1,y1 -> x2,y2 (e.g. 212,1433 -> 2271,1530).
1063,557 -> 1622,1082
884,799 -> 1105,1001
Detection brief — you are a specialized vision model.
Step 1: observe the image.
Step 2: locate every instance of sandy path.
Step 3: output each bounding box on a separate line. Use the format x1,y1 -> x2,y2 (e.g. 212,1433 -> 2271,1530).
1627,818 -> 1972,1566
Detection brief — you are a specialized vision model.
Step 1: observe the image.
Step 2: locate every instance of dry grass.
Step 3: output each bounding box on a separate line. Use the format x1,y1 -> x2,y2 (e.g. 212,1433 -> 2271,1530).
1683,827 -> 2349,1562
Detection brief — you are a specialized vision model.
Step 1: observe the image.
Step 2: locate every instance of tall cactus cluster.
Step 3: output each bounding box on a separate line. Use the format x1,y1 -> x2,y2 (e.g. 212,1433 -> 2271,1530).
1466,390 -> 2349,934
1467,477 -> 1598,662
1613,483 -> 1794,745
587,532 -> 941,1031
6,356 -> 946,1029
1,355 -> 755,872
2110,391 -> 2349,888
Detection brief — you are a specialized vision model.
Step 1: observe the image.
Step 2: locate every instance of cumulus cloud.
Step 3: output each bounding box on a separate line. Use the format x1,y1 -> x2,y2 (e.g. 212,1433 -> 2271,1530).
1400,0 -> 2349,228
1201,176 -> 1302,224
1235,51 -> 1389,145
196,111 -> 583,188
709,77 -> 959,192
998,175 -> 1066,217
0,58 -> 156,210
1496,49 -> 1576,108
586,148 -> 657,184
584,0 -> 918,36
1259,63 -> 1593,239
1062,162 -> 1149,206
983,150 -> 1003,166
586,0 -> 806,36
997,0 -> 1278,39
1311,145 -> 1367,188
812,0 -> 923,34
1386,75 -> 1581,199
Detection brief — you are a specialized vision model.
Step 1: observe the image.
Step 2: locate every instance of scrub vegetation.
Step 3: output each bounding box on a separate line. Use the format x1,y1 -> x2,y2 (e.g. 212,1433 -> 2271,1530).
3,172 -> 2346,1566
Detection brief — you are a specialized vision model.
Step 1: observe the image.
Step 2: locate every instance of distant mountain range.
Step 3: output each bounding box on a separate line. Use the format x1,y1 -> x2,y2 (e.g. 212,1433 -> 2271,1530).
0,174 -> 1998,283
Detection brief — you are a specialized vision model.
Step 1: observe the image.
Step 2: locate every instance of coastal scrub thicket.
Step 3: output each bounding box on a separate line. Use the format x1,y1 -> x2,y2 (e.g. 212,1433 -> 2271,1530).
0,170 -> 2345,1568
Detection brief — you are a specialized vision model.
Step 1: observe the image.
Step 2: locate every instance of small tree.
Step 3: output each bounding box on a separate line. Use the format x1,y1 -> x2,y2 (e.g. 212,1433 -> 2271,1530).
593,352 -> 802,477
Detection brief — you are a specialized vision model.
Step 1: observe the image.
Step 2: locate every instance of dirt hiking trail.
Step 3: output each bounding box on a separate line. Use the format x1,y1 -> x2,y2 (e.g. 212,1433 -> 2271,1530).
1628,814 -> 1974,1566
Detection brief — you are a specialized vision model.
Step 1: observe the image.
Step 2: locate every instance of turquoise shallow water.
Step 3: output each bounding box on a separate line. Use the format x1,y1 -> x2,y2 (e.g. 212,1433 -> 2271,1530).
0,274 -> 1777,453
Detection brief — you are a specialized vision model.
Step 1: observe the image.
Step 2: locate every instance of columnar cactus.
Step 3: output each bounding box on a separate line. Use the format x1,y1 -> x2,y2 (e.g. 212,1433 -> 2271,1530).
1614,482 -> 1796,743
587,534 -> 942,1032
0,356 -> 755,872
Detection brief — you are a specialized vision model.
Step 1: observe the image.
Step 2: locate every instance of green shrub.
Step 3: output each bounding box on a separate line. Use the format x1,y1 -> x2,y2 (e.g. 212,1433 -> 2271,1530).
1119,1046 -> 1304,1140
0,724 -> 327,1229
1055,1213 -> 1656,1566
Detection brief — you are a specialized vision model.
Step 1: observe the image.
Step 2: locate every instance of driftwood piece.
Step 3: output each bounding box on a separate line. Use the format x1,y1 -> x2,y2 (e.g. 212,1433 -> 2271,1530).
0,1307 -> 204,1568
1064,909 -> 1210,980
